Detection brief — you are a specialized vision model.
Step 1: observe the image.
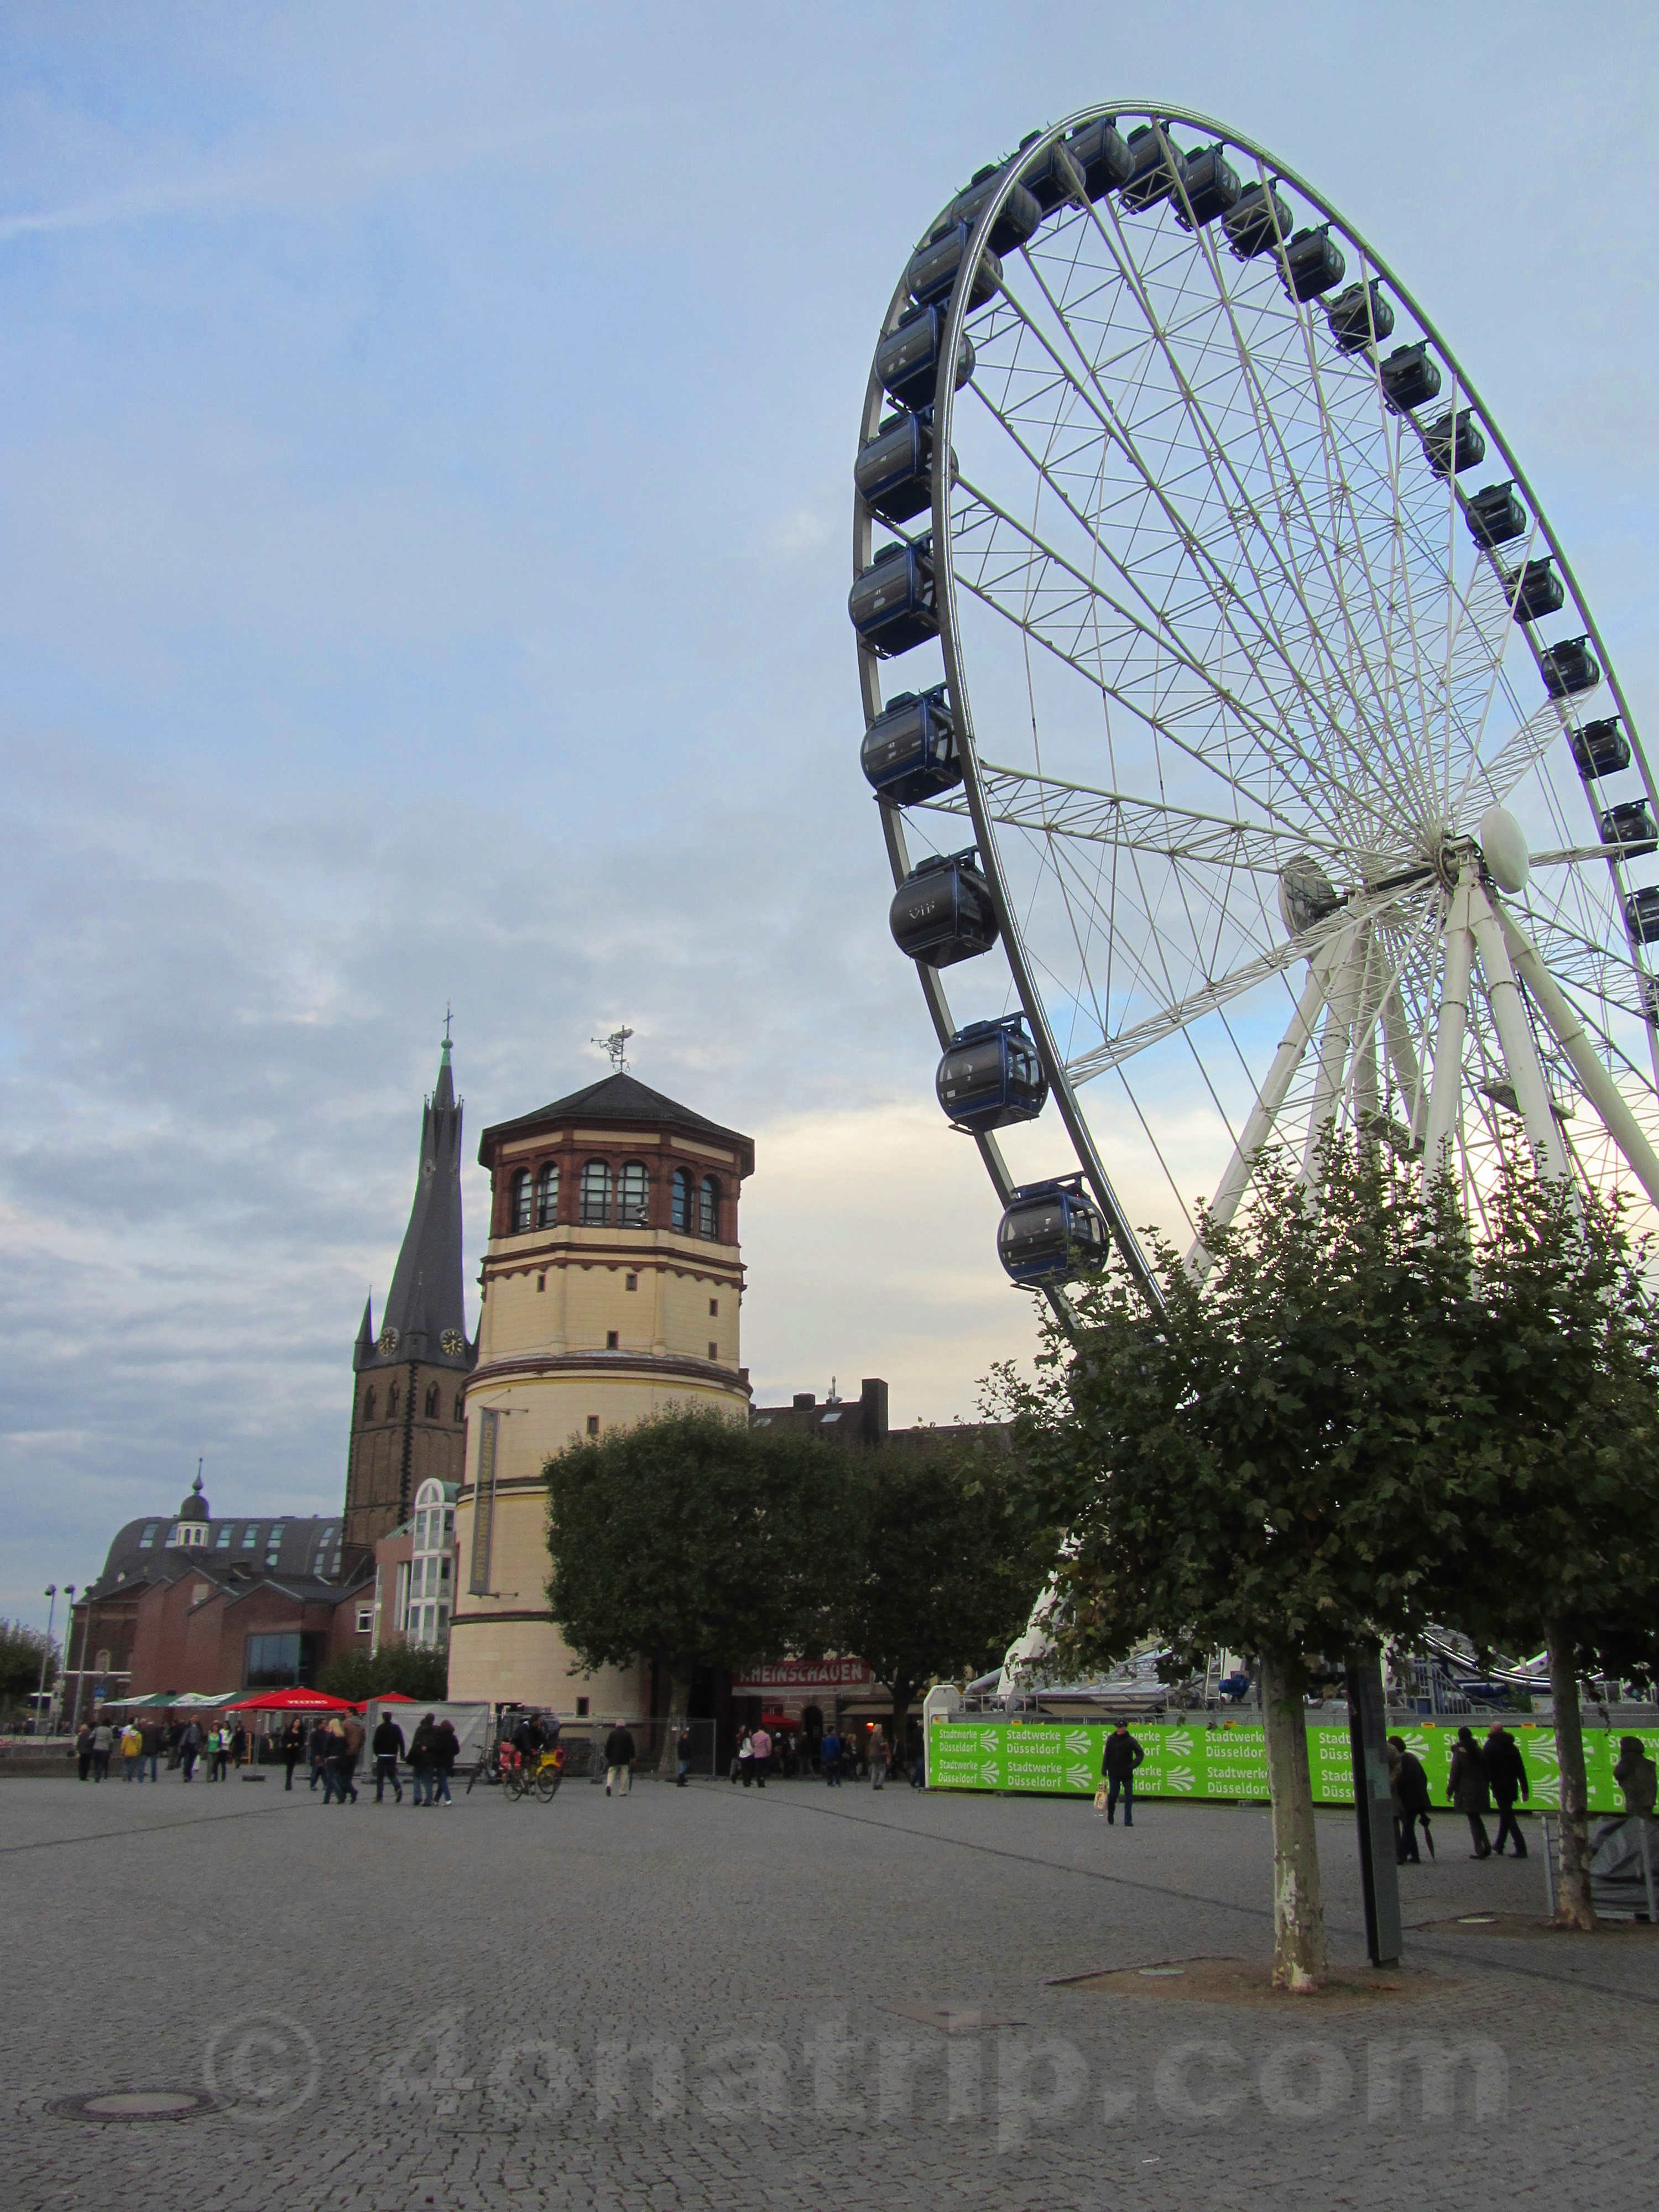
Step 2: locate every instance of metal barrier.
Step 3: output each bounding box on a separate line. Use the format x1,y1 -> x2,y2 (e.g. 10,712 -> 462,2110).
1541,1813 -> 1658,1921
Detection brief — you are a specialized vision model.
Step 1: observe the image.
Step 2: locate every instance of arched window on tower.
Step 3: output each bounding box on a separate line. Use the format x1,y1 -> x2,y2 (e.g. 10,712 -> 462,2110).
388,1382 -> 400,1419
452,1392 -> 465,1423
580,1160 -> 612,1226
699,1175 -> 721,1240
424,1383 -> 440,1420
618,1161 -> 649,1227
510,1167 -> 533,1234
671,1167 -> 693,1234
536,1162 -> 560,1228
363,1386 -> 377,1422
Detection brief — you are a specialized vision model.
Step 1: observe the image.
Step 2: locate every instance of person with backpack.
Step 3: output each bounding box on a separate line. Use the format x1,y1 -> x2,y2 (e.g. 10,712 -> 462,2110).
408,1714 -> 437,1806
1484,1723 -> 1530,1858
1102,1720 -> 1145,1827
119,1720 -> 143,1781
372,1712 -> 406,1803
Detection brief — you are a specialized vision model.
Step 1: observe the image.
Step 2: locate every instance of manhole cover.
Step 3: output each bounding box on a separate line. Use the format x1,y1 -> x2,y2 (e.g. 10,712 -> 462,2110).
1139,1967 -> 1186,1978
50,2089 -> 219,2124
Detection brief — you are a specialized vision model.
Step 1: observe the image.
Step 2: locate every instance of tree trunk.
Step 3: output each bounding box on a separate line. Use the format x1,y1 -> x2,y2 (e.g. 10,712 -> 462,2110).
655,1670 -> 690,1780
1260,1645 -> 1327,1991
889,1679 -> 914,1770
1546,1621 -> 1597,1930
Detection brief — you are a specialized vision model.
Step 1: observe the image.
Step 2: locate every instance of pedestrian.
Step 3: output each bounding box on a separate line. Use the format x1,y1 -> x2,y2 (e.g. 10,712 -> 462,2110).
140,1720 -> 162,1782
408,1715 -> 437,1806
604,1720 -> 636,1797
1484,1723 -> 1530,1858
328,1714 -> 362,1804
1614,1735 -> 1658,1818
1448,1725 -> 1492,1858
90,1719 -> 113,1782
372,1712 -> 406,1803
1102,1719 -> 1145,1827
430,1718 -> 458,1806
165,1720 -> 182,1771
734,1728 -> 754,1785
209,1725 -> 229,1783
179,1720 -> 201,1782
230,1724 -> 249,1771
909,1731 -> 926,1790
308,1719 -> 329,1791
75,1722 -> 93,1782
281,1719 -> 306,1791
820,1725 -> 842,1786
675,1725 -> 692,1787
868,1725 -> 889,1790
751,1725 -> 771,1788
1387,1735 -> 1433,1863
120,1720 -> 143,1781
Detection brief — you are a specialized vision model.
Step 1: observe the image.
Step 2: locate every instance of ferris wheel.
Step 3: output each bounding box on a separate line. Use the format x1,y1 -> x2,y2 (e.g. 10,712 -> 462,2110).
851,103 -> 1659,1300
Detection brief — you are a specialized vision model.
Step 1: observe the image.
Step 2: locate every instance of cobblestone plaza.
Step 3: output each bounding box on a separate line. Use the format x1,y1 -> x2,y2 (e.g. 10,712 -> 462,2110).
3,1772 -> 1655,2208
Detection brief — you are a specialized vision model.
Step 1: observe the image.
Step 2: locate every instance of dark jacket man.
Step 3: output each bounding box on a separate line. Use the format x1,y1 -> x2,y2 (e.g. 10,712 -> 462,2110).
1484,1724 -> 1530,1857
1101,1723 -> 1144,1827
604,1726 -> 636,1768
372,1717 -> 407,1760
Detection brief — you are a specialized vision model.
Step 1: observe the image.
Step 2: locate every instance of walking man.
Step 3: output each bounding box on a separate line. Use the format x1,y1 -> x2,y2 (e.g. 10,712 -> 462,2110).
120,1720 -> 143,1781
1448,1725 -> 1493,1858
750,1725 -> 771,1788
604,1720 -> 636,1797
675,1725 -> 692,1787
820,1725 -> 842,1786
307,1719 -> 329,1791
280,1719 -> 306,1791
408,1714 -> 436,1806
140,1720 -> 162,1782
1484,1722 -> 1530,1858
1388,1735 -> 1434,1863
179,1720 -> 201,1782
868,1725 -> 889,1790
372,1712 -> 406,1803
430,1717 -> 458,1806
1102,1720 -> 1144,1827
90,1718 -> 113,1781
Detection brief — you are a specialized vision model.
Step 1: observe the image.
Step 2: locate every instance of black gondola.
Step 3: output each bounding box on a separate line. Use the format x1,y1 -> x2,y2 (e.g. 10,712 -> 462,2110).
888,849 -> 999,968
860,685 -> 961,804
1324,280 -> 1393,355
849,537 -> 937,658
935,1015 -> 1048,1133
1504,558 -> 1564,624
1280,226 -> 1346,301
1378,342 -> 1441,414
1571,718 -> 1631,780
945,165 -> 1043,256
997,1175 -> 1109,1287
1601,801 -> 1657,852
1119,123 -> 1187,213
1224,180 -> 1292,258
1019,135 -> 1085,215
1540,637 -> 1600,699
875,304 -> 976,413
1174,143 -> 1241,228
855,411 -> 945,528
906,222 -> 1003,313
1626,887 -> 1659,945
1065,116 -> 1133,202
1422,408 -> 1485,477
1465,482 -> 1527,548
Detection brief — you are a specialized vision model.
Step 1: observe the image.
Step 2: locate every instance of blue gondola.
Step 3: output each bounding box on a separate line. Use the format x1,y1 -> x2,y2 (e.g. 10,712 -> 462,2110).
860,685 -> 961,803
1119,123 -> 1186,213
849,538 -> 937,658
889,849 -> 999,968
1065,117 -> 1133,202
1422,408 -> 1485,477
935,1015 -> 1048,1133
997,1175 -> 1109,1286
1505,559 -> 1564,624
1601,801 -> 1657,852
905,222 -> 1003,312
1379,342 -> 1441,414
1224,181 -> 1291,258
1466,482 -> 1526,547
1571,718 -> 1631,780
1174,144 -> 1241,229
1541,637 -> 1600,698
1281,226 -> 1346,301
1325,280 -> 1393,355
944,165 -> 1043,255
1019,134 -> 1085,215
875,304 -> 976,413
855,410 -> 947,527
1626,888 -> 1659,945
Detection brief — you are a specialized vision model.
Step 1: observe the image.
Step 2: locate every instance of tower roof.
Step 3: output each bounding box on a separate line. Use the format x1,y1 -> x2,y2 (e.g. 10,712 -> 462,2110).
357,1036 -> 476,1373
479,1072 -> 754,1175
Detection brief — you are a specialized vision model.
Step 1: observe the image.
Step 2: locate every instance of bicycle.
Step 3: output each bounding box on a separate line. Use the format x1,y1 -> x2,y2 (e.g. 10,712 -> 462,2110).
498,1743 -> 564,1802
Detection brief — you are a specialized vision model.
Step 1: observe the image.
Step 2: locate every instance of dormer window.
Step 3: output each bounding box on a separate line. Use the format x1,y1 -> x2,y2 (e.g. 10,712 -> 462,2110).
138,1524 -> 159,1550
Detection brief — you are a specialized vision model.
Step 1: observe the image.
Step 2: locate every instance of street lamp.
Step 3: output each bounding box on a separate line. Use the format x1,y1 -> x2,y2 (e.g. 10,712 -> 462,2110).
34,1588 -> 57,1735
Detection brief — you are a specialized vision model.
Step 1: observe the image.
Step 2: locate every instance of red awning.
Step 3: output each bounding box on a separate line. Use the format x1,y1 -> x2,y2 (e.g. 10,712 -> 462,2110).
222,1687 -> 360,1714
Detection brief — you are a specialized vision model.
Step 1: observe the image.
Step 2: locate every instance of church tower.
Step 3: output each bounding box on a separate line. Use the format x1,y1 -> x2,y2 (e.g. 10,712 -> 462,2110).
448,1069 -> 753,1710
343,1034 -> 478,1550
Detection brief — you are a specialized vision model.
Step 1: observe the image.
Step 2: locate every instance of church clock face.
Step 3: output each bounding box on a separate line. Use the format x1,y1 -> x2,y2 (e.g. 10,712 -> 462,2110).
440,1329 -> 465,1358
378,1327 -> 399,1355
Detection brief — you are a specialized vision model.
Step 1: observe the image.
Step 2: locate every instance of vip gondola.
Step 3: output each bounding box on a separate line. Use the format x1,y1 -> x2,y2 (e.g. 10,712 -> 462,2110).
906,222 -> 1003,314
1064,117 -> 1133,202
1173,143 -> 1241,228
935,1015 -> 1048,1133
944,164 -> 1044,255
1018,133 -> 1086,215
1600,801 -> 1657,853
1224,180 -> 1292,258
849,537 -> 937,658
1119,123 -> 1186,213
1540,637 -> 1600,699
1324,280 -> 1393,355
1504,559 -> 1564,624
1422,408 -> 1485,477
1280,226 -> 1346,301
997,1176 -> 1109,1286
888,849 -> 999,968
1379,342 -> 1441,414
1570,718 -> 1631,781
875,304 -> 975,413
1626,888 -> 1659,945
860,686 -> 961,803
855,410 -> 948,527
1465,482 -> 1526,548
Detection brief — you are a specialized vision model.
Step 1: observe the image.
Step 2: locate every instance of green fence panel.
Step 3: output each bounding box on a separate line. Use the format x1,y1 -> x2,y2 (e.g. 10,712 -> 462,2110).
926,1717 -> 1657,1815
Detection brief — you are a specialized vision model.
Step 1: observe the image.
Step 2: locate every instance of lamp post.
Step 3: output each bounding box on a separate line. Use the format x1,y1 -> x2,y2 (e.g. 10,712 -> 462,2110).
66,1587 -> 90,1738
34,1588 -> 57,1735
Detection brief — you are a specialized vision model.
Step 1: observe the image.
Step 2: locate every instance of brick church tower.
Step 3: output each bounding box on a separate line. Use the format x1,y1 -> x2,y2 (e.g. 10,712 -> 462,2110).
343,1034 -> 478,1550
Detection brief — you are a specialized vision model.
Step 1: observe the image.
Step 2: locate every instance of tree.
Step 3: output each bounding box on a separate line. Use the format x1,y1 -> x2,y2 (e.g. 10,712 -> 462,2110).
832,1436 -> 1055,1747
0,1619 -> 58,1712
545,1407 -> 855,1697
993,1139 -> 1495,1991
316,1643 -> 450,1704
1434,1156 -> 1659,1928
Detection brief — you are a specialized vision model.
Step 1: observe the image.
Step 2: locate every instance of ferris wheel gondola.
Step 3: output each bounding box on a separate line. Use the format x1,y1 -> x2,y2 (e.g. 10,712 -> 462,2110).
851,103 -> 1659,1303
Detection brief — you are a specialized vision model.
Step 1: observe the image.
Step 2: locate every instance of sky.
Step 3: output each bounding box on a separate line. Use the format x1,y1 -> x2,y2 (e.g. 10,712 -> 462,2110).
2,2 -> 1655,1630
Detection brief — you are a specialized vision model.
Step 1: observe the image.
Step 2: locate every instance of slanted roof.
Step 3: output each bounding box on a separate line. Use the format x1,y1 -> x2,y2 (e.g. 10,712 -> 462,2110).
363,1037 -> 475,1373
480,1072 -> 754,1175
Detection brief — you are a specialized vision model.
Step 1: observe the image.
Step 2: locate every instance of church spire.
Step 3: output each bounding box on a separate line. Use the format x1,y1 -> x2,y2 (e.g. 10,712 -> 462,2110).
369,1029 -> 473,1371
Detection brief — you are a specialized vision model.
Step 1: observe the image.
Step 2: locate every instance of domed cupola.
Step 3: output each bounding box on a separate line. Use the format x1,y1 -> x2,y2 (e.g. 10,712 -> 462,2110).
177,1469 -> 209,1523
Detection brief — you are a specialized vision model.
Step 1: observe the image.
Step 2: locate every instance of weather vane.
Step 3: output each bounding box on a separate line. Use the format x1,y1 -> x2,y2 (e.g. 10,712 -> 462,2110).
593,1025 -> 634,1073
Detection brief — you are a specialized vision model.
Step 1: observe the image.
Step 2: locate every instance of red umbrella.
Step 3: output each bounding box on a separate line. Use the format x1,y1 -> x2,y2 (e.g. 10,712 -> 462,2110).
373,1692 -> 419,1704
223,1687 -> 360,1714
